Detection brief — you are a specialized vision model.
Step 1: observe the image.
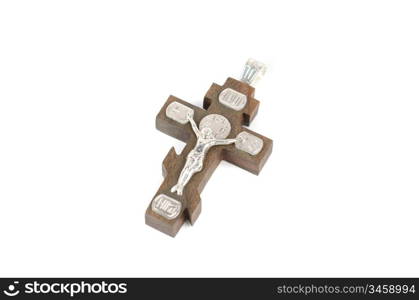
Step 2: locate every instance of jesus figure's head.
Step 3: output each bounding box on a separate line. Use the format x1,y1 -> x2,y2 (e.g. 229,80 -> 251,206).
201,127 -> 214,139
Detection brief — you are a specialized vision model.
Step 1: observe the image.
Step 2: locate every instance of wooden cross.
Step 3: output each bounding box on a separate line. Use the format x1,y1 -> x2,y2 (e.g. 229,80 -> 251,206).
145,60 -> 273,237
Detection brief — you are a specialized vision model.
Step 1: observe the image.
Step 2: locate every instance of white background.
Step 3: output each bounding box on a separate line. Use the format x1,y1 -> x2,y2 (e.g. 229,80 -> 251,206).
0,0 -> 418,277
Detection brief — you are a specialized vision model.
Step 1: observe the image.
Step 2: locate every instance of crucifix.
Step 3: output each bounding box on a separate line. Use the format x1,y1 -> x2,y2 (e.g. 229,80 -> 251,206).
145,59 -> 273,237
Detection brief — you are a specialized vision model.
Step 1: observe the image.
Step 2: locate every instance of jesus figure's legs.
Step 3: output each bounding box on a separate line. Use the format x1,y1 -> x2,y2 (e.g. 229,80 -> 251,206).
171,154 -> 203,195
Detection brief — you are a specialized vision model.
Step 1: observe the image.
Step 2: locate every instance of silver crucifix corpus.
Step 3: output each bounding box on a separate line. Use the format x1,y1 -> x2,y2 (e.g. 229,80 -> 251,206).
171,113 -> 236,196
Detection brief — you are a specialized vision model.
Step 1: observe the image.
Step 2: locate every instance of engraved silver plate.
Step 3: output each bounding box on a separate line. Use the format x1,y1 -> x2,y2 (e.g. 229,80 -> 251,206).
166,101 -> 194,124
235,131 -> 264,155
218,88 -> 247,111
151,194 -> 182,220
199,114 -> 231,139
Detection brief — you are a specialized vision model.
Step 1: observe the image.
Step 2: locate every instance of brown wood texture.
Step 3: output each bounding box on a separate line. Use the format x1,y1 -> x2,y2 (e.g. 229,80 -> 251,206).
145,77 -> 273,237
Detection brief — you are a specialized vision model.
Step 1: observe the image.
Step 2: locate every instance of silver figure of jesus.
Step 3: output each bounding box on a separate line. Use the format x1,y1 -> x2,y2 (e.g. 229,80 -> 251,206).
171,113 -> 236,196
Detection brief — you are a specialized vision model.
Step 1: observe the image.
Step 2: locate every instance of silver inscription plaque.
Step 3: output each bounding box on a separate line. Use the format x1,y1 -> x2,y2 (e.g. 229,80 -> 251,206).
166,101 -> 194,124
199,114 -> 231,139
218,88 -> 247,111
151,194 -> 182,220
235,131 -> 264,155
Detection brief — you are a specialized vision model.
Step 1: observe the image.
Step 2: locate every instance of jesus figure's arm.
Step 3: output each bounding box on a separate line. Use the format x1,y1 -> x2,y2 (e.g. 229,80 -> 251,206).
214,138 -> 236,146
187,113 -> 201,138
